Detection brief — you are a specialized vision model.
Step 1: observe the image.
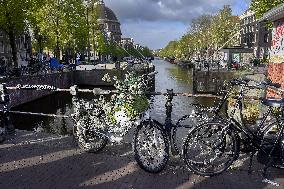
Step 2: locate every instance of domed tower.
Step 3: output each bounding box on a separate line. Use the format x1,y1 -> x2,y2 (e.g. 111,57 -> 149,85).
96,0 -> 122,43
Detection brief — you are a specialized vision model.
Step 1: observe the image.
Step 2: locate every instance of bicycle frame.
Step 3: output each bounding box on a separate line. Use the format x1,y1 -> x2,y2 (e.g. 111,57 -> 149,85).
148,86 -> 233,155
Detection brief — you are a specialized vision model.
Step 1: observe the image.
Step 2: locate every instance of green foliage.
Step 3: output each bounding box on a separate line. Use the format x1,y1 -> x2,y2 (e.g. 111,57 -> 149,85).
33,0 -> 89,57
101,72 -> 149,122
250,0 -> 284,18
0,0 -> 44,66
96,31 -> 109,55
159,5 -> 239,60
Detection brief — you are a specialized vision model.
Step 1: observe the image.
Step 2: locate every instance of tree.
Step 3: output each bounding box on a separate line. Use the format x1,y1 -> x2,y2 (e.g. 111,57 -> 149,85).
0,0 -> 44,67
96,31 -> 109,60
33,0 -> 88,59
159,5 -> 239,61
250,0 -> 284,18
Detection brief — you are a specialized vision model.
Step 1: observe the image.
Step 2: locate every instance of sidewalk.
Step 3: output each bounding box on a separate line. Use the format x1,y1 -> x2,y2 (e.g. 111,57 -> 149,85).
0,130 -> 283,189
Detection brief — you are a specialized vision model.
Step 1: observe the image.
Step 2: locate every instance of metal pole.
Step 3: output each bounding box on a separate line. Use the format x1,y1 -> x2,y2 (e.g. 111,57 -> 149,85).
165,89 -> 173,131
0,84 -> 15,135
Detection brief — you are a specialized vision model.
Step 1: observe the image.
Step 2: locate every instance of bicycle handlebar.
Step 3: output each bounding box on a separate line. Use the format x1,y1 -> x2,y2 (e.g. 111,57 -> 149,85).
230,78 -> 282,91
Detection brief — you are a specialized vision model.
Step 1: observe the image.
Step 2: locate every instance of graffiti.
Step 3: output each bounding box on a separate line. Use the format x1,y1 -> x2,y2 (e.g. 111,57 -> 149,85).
271,21 -> 284,56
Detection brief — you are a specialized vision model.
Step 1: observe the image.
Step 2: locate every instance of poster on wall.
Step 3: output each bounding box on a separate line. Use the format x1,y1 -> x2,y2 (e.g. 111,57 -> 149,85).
270,19 -> 284,63
232,53 -> 240,63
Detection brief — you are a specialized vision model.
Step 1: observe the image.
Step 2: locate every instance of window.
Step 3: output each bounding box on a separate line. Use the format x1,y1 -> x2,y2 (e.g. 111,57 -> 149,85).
264,33 -> 269,43
112,24 -> 116,31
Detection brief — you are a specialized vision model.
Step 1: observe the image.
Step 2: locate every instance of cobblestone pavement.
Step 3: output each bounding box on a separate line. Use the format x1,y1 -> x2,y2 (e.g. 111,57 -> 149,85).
0,130 -> 283,189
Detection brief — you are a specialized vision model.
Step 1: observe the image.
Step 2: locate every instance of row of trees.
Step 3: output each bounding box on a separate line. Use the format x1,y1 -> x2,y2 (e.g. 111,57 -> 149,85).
160,2 -> 284,61
0,0 -> 152,67
159,6 -> 239,60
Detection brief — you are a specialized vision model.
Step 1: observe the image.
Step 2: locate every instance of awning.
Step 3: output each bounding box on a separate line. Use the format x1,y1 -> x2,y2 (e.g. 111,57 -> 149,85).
260,3 -> 284,22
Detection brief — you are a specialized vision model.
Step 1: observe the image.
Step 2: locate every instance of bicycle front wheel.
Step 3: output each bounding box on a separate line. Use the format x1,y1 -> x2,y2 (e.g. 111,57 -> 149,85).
183,121 -> 239,177
74,123 -> 108,153
133,120 -> 169,173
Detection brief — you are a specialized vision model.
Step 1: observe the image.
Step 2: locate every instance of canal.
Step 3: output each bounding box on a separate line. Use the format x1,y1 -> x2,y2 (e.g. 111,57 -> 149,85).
11,59 -> 219,144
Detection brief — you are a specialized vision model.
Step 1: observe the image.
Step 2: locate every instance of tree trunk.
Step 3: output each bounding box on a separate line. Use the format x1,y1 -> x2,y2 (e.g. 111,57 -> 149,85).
8,31 -> 18,68
55,17 -> 60,59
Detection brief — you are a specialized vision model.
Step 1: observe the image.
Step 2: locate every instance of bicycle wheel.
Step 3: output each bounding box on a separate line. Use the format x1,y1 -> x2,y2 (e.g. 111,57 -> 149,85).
74,119 -> 108,153
133,120 -> 169,173
258,119 -> 284,168
183,121 -> 240,177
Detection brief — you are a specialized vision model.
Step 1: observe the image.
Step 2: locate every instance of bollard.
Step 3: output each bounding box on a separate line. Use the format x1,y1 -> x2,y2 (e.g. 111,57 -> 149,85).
0,83 -> 15,135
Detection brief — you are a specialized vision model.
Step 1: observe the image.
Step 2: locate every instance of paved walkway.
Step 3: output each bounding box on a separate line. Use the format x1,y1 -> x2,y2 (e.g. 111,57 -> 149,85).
0,130 -> 283,189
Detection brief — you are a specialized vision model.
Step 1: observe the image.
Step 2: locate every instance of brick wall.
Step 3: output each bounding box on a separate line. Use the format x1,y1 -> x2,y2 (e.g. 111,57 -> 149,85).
267,63 -> 284,98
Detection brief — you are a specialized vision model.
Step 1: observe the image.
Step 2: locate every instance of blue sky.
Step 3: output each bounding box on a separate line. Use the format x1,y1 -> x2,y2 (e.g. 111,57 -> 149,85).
104,0 -> 251,50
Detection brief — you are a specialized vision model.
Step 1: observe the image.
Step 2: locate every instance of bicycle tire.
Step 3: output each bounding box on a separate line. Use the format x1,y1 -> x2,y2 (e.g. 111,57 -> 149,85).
258,120 -> 284,169
133,119 -> 169,173
73,123 -> 108,153
183,121 -> 240,177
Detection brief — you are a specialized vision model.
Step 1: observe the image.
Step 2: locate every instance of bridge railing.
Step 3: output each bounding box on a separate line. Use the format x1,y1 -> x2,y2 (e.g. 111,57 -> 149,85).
0,82 -> 225,137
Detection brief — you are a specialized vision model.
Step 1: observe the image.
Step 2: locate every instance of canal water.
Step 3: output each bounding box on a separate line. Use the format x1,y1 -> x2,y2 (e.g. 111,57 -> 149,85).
11,59 -> 219,143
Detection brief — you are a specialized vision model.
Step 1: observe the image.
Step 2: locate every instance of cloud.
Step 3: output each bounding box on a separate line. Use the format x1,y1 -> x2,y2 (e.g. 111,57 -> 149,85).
103,0 -> 251,49
105,0 -> 250,23
121,20 -> 186,49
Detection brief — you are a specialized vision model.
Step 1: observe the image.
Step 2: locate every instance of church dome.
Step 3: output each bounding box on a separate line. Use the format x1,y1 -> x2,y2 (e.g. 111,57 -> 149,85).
97,1 -> 119,22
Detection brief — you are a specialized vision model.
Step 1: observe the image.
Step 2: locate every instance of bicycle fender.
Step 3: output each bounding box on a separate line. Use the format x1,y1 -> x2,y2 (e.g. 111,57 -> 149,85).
140,119 -> 164,131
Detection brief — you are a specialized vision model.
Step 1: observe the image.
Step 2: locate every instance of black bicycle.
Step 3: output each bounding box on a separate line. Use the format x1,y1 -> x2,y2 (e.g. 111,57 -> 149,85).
183,78 -> 284,178
133,86 -> 231,173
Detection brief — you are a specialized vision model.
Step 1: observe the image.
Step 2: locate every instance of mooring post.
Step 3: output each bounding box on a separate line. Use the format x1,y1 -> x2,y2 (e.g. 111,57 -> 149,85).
70,85 -> 79,103
0,83 -> 15,135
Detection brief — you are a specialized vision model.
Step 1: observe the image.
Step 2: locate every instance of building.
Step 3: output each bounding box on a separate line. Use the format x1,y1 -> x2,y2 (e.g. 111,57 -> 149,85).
0,31 -> 32,67
239,10 -> 272,59
87,0 -> 122,61
260,2 -> 284,96
96,0 -> 122,43
121,38 -> 134,46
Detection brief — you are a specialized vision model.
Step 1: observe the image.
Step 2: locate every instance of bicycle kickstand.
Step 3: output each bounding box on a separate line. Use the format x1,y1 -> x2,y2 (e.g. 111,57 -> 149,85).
248,151 -> 256,174
262,159 -> 273,178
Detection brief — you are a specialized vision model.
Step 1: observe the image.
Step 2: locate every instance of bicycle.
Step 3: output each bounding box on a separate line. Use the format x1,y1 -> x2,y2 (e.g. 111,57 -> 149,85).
71,72 -> 157,153
182,78 -> 284,178
133,86 -> 232,173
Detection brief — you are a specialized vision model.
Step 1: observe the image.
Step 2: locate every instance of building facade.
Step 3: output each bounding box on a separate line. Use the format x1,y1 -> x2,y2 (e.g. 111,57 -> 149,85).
0,31 -> 32,67
239,10 -> 272,59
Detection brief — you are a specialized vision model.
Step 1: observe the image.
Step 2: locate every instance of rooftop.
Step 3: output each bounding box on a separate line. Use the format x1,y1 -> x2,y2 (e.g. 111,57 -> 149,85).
261,3 -> 284,21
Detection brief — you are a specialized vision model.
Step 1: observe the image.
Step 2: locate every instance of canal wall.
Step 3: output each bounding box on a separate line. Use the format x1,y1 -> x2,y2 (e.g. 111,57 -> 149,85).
192,69 -> 267,94
74,69 -> 123,86
193,69 -> 240,94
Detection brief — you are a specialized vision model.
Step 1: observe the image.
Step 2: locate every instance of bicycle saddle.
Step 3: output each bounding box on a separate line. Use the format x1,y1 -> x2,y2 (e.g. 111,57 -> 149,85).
262,98 -> 284,108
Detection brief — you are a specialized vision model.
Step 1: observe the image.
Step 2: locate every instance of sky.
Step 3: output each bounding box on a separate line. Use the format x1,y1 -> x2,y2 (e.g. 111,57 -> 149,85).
104,0 -> 251,50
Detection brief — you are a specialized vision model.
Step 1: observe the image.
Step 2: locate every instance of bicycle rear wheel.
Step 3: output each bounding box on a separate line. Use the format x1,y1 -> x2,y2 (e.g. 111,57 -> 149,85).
133,120 -> 169,173
183,121 -> 239,177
